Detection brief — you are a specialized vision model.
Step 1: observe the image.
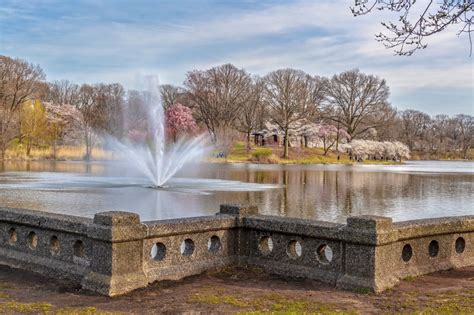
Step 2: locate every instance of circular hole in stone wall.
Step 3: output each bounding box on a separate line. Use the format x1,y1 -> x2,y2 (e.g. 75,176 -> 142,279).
402,244 -> 412,262
429,240 -> 439,258
73,240 -> 85,258
455,237 -> 465,254
258,236 -> 274,255
8,228 -> 17,245
180,239 -> 195,256
316,244 -> 333,264
286,240 -> 302,259
50,236 -> 60,255
208,235 -> 222,253
27,232 -> 38,250
150,242 -> 166,261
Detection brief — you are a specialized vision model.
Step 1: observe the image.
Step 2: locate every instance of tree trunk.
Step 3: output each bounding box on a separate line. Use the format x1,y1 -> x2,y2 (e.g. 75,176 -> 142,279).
26,141 -> 31,157
283,128 -> 289,159
246,131 -> 251,152
52,140 -> 57,160
84,131 -> 91,161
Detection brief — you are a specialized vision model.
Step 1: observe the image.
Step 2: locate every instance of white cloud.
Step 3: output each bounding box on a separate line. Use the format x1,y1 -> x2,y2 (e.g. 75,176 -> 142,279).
2,0 -> 471,114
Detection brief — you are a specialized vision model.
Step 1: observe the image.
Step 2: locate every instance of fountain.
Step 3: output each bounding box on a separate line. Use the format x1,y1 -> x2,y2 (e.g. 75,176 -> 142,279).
107,77 -> 209,189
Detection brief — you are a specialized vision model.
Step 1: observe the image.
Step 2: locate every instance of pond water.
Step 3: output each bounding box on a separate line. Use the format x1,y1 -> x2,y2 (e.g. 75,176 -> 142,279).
0,160 -> 472,223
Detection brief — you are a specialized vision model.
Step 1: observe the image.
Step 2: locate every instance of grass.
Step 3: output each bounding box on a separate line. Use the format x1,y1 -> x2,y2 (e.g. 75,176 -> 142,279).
189,288 -> 355,314
5,145 -> 112,161
403,275 -> 417,282
213,142 -> 402,165
0,301 -> 52,313
352,288 -> 372,295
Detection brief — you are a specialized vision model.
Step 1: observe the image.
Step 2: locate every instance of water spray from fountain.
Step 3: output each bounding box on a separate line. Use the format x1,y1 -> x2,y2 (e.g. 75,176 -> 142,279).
108,76 -> 210,188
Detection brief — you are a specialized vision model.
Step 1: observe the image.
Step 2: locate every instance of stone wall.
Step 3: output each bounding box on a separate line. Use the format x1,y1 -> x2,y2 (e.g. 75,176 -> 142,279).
0,205 -> 472,296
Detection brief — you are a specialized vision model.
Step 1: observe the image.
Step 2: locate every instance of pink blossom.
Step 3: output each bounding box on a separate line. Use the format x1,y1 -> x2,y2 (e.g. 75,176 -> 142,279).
165,103 -> 198,141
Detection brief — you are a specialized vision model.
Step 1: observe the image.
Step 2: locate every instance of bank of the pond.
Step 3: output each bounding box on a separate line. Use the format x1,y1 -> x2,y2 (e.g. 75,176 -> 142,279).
210,144 -> 404,165
0,265 -> 472,314
3,143 -> 472,165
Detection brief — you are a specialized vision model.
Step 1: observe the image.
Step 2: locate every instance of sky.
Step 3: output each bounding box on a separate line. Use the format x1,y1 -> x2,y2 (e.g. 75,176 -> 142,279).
0,0 -> 473,115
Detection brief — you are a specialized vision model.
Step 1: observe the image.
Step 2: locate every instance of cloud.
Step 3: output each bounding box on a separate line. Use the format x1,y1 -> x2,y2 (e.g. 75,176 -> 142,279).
0,0 -> 471,115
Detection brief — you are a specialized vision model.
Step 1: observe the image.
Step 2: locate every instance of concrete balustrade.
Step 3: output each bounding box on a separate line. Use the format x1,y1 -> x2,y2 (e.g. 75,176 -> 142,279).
0,205 -> 472,296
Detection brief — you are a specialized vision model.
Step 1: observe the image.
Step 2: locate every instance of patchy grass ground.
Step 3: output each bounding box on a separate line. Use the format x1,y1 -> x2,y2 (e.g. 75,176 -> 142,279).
210,142 -> 401,165
0,265 -> 472,314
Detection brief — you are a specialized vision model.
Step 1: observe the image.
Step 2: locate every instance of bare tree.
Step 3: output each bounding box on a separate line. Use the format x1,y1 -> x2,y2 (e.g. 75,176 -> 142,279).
263,69 -> 324,158
46,80 -> 80,105
73,84 -> 102,161
399,109 -> 431,150
184,64 -> 252,149
160,84 -> 186,109
0,55 -> 45,159
454,114 -> 473,159
125,90 -> 149,132
95,83 -> 125,137
234,78 -> 266,150
352,0 -> 474,55
324,69 -> 394,140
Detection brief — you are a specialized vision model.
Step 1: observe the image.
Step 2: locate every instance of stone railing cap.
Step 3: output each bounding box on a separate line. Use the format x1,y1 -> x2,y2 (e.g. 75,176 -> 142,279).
346,215 -> 393,230
219,204 -> 259,216
93,211 -> 141,226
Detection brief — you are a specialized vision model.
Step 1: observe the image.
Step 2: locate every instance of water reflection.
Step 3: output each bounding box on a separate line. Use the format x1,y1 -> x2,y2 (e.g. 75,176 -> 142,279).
0,161 -> 472,222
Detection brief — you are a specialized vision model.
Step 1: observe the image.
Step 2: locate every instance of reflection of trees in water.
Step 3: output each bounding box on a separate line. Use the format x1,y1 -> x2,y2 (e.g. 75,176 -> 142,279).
2,162 -> 471,223
258,170 -> 413,222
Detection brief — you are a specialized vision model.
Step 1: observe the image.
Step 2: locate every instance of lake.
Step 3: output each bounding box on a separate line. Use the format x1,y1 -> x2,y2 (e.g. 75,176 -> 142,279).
0,160 -> 472,223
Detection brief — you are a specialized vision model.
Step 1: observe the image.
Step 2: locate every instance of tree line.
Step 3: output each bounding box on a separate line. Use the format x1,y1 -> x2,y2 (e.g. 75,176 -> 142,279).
0,55 -> 472,160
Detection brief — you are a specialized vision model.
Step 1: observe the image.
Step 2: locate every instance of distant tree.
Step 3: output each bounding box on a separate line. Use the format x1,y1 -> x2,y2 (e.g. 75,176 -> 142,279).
184,64 -> 252,154
44,101 -> 81,159
352,0 -> 474,55
314,123 -> 351,155
93,83 -> 125,138
263,69 -> 324,158
20,100 -> 48,156
0,55 -> 45,159
165,103 -> 198,142
454,114 -> 473,159
73,84 -> 102,161
324,69 -> 394,140
234,78 -> 266,151
125,90 -> 149,131
160,84 -> 186,110
399,109 -> 431,150
346,139 -> 409,161
46,80 -> 79,105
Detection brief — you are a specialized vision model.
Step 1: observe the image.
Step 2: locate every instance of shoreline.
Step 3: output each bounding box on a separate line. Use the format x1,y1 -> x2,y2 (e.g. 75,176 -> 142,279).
1,156 -> 473,164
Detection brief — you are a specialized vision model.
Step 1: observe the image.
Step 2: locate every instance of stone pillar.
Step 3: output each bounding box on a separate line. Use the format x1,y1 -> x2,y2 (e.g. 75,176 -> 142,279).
218,204 -> 258,263
81,211 -> 148,296
336,215 -> 398,293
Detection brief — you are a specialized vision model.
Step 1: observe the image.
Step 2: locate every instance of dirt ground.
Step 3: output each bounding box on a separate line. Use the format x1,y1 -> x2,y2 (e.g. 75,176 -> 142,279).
0,265 -> 473,314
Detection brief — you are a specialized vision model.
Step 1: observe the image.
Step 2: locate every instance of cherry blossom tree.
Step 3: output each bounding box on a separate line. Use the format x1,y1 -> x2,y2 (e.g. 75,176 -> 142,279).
344,139 -> 410,161
43,102 -> 81,158
352,0 -> 474,56
165,103 -> 198,142
314,123 -> 351,155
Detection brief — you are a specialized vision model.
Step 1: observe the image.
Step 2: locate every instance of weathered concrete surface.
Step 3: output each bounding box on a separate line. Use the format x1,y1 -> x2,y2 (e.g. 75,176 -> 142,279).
82,211 -> 148,296
0,205 -> 472,296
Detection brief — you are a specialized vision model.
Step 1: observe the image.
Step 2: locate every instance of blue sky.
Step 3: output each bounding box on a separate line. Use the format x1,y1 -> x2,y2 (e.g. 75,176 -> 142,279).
1,0 -> 472,115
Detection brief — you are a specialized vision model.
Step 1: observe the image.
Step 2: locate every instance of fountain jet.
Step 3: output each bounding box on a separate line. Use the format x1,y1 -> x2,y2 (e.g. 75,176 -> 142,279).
108,77 -> 209,187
